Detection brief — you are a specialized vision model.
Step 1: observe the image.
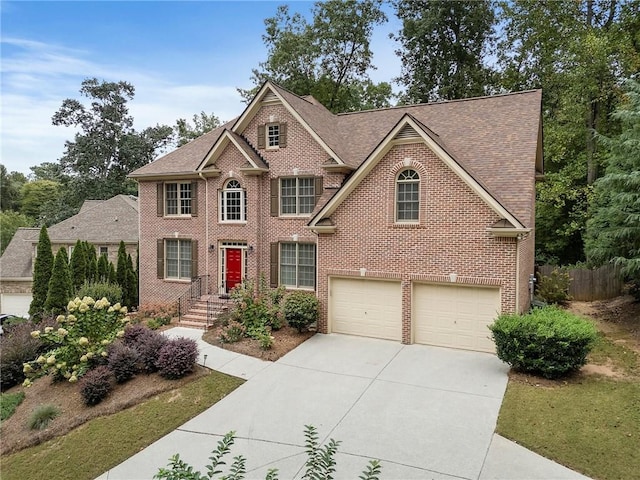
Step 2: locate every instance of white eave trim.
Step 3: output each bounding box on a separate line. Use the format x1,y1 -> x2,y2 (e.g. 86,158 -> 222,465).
128,171 -> 219,181
306,225 -> 336,234
487,228 -> 531,238
0,277 -> 33,282
197,131 -> 264,172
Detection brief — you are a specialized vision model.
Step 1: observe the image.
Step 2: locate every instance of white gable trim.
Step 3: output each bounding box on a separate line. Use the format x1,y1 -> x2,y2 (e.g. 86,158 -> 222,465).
197,130 -> 260,171
309,116 -> 525,230
232,82 -> 346,166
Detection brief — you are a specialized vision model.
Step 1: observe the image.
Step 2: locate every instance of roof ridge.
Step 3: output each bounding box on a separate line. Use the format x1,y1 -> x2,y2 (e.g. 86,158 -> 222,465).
337,89 -> 542,117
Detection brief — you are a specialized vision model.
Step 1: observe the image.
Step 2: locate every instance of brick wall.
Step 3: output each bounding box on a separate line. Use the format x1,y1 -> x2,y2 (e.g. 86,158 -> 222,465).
316,142 -> 518,343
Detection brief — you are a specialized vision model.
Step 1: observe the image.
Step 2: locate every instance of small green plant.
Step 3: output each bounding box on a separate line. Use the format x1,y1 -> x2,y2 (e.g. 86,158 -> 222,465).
489,306 -> 598,378
155,425 -> 382,480
220,321 -> 246,343
28,404 -> 60,430
284,292 -> 319,332
536,268 -> 571,304
76,281 -> 123,306
1,392 -> 25,421
257,331 -> 274,350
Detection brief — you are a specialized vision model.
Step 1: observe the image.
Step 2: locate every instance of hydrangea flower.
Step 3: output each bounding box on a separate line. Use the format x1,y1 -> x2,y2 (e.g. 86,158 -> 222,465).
44,326 -> 54,333
30,330 -> 40,338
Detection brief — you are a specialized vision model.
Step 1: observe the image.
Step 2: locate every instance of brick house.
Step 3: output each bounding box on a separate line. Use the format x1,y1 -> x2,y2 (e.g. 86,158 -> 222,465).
130,82 -> 542,353
0,195 -> 139,317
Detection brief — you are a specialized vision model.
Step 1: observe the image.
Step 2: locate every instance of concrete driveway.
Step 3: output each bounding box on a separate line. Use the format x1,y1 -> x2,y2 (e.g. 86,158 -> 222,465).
99,330 -> 588,480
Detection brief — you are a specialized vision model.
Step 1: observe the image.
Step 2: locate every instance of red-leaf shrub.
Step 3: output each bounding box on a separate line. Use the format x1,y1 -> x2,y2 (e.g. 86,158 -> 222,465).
135,329 -> 167,373
80,366 -> 112,406
107,341 -> 139,383
156,338 -> 199,379
122,324 -> 149,348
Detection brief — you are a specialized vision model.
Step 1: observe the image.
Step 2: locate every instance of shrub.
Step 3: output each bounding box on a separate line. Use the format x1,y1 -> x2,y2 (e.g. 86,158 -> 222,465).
76,281 -> 123,305
80,366 -> 113,406
1,392 -> 25,421
134,329 -> 168,373
230,278 -> 285,334
219,320 -> 246,343
284,292 -> 319,332
138,303 -> 177,323
0,319 -> 52,391
156,338 -> 199,380
122,324 -> 150,347
536,268 -> 571,304
107,341 -> 140,383
489,306 -> 598,379
28,404 -> 60,430
22,297 -> 130,385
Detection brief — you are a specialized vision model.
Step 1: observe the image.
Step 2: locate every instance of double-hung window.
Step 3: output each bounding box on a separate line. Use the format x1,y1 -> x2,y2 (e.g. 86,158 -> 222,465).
267,124 -> 279,148
280,243 -> 316,289
220,179 -> 246,222
396,169 -> 420,222
281,177 -> 315,215
165,182 -> 192,216
165,239 -> 192,280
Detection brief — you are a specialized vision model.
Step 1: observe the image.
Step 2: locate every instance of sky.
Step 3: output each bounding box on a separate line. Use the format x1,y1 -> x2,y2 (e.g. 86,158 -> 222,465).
1,0 -> 402,176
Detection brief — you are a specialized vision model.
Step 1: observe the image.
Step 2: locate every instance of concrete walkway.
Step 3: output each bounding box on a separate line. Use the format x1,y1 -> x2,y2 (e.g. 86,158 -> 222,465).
98,329 -> 589,480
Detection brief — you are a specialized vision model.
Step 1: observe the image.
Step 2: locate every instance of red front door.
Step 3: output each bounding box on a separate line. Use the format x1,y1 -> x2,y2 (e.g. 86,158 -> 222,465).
225,248 -> 243,292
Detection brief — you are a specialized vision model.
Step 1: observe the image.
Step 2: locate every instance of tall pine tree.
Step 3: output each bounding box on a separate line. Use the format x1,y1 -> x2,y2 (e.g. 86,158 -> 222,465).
45,247 -> 72,315
29,226 -> 54,318
69,240 -> 87,292
85,242 -> 98,283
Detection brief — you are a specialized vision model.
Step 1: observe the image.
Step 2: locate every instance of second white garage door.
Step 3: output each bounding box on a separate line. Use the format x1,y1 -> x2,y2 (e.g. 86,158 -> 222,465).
0,293 -> 32,317
330,277 -> 402,341
413,283 -> 500,353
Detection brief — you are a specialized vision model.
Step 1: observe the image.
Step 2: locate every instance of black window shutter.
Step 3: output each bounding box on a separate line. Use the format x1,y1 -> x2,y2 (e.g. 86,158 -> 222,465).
157,183 -> 164,217
270,242 -> 279,287
157,239 -> 164,278
257,125 -> 265,149
270,178 -> 279,216
280,123 -> 287,148
191,239 -> 198,277
314,176 -> 323,207
191,181 -> 198,217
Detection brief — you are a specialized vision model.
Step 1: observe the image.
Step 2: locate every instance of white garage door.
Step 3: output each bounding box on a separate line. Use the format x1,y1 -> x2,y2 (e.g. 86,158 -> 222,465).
1,293 -> 32,317
330,277 -> 402,341
413,283 -> 500,353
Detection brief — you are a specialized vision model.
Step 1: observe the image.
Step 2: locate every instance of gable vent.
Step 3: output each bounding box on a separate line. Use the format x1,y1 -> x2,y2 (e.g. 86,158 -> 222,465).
395,124 -> 420,140
262,91 -> 280,103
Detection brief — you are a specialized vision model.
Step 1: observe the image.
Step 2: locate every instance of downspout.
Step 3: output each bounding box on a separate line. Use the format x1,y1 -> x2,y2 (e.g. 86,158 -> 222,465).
515,236 -> 520,313
198,172 -> 209,294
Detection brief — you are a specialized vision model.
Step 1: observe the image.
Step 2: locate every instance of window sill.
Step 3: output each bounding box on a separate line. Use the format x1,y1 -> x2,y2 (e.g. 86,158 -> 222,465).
163,278 -> 191,283
278,214 -> 312,219
219,220 -> 247,225
282,285 -> 316,291
163,214 -> 193,219
391,222 -> 424,229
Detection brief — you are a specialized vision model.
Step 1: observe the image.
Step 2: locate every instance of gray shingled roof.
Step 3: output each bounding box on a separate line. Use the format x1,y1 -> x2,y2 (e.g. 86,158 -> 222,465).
129,83 -> 541,227
0,195 -> 139,279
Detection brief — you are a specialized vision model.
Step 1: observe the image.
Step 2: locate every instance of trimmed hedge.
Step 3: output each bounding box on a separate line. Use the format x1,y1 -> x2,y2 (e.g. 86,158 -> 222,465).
156,338 -> 199,380
284,291 -> 319,332
489,306 -> 598,379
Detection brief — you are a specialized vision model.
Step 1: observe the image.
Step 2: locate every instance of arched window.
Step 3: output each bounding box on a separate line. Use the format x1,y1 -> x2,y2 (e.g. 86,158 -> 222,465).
220,179 -> 246,222
396,169 -> 420,222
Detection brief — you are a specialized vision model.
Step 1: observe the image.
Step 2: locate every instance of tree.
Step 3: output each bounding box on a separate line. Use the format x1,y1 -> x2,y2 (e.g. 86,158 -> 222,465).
497,0 -> 640,263
0,211 -> 32,255
126,253 -> 138,308
45,247 -> 72,315
585,77 -> 640,295
29,226 -> 54,318
175,112 -> 221,147
108,262 -> 117,284
97,253 -> 110,282
0,165 -> 27,212
116,241 -> 131,306
392,0 -> 497,103
69,240 -> 88,292
85,242 -> 98,283
51,78 -> 174,210
240,1 -> 392,113
20,180 -> 61,220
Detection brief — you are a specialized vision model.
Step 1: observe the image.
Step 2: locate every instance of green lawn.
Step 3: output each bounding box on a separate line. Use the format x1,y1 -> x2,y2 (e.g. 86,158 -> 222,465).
497,326 -> 640,480
0,392 -> 25,421
1,370 -> 243,480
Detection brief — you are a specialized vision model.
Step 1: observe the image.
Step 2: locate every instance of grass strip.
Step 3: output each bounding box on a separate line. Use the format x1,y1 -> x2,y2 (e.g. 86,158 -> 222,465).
0,392 -> 25,422
1,370 -> 243,480
497,376 -> 640,480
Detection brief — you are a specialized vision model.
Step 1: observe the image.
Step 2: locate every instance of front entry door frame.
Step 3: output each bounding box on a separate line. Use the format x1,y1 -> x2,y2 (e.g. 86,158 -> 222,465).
219,242 -> 247,294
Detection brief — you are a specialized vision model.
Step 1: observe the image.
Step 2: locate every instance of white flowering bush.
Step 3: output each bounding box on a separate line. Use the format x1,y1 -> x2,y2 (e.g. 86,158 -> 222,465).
22,296 -> 130,385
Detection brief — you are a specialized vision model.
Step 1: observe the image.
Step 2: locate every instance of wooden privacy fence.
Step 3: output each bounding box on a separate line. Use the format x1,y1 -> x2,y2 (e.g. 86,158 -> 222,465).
538,264 -> 625,301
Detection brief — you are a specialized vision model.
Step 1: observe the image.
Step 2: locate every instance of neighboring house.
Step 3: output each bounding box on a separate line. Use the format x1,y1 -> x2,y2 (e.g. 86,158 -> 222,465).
0,195 -> 139,317
130,82 -> 542,353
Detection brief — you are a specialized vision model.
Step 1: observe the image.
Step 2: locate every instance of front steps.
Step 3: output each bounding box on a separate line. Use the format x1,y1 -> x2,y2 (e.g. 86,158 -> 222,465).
179,295 -> 232,330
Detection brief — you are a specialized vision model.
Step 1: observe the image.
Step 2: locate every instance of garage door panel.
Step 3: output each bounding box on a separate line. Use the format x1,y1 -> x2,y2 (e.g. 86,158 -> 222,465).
413,283 -> 500,353
1,293 -> 32,317
330,277 -> 401,341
